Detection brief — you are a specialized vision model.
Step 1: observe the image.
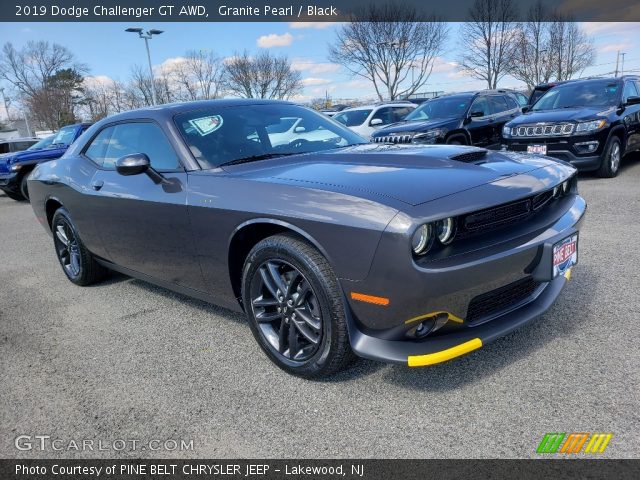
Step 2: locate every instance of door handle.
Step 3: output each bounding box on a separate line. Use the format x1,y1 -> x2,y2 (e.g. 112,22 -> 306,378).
91,180 -> 104,191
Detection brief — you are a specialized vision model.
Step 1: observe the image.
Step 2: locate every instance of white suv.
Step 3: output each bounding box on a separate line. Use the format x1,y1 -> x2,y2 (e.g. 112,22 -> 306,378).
332,102 -> 417,138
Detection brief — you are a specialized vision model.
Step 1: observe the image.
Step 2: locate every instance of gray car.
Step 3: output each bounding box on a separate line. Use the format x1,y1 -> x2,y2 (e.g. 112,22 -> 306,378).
28,99 -> 586,378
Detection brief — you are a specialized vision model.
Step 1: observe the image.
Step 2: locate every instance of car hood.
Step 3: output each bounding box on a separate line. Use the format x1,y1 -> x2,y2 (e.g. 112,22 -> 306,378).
509,106 -> 614,125
372,118 -> 459,136
222,144 -> 564,206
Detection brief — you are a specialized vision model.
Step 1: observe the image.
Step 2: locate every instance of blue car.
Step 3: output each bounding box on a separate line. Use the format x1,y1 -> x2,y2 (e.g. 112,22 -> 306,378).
0,123 -> 91,201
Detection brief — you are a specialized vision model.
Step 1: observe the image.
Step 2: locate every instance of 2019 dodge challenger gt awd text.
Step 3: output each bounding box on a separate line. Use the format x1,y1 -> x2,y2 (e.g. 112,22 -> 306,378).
28,99 -> 586,378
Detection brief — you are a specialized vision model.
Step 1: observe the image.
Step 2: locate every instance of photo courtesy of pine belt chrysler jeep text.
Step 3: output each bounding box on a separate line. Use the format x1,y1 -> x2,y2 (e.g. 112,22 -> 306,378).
28,100 -> 586,378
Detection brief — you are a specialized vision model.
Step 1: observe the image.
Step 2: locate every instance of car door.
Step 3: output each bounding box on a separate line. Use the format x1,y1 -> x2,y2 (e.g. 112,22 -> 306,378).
489,95 -> 520,147
466,96 -> 494,147
622,80 -> 640,152
82,120 -> 204,290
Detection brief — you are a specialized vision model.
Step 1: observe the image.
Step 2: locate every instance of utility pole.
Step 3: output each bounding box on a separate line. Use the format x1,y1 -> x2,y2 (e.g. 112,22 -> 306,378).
125,28 -> 164,105
614,51 -> 619,77
621,52 -> 626,76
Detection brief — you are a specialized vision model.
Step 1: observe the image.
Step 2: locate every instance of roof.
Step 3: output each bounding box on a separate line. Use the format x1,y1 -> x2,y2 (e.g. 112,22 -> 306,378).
0,136 -> 38,143
106,98 -> 295,122
342,102 -> 417,111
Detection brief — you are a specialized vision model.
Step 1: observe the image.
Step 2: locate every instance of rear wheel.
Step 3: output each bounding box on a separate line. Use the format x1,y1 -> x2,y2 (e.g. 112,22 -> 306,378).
241,234 -> 355,378
597,136 -> 622,178
51,208 -> 108,286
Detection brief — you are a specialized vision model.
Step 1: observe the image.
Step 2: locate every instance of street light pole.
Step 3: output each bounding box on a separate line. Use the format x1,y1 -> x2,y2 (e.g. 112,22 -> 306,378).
125,27 -> 164,105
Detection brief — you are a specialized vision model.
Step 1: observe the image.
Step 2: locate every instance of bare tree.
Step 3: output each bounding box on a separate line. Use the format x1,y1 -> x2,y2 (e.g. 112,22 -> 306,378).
549,17 -> 595,81
328,4 -> 447,101
222,51 -> 302,100
170,50 -> 222,101
509,2 -> 555,90
458,0 -> 519,89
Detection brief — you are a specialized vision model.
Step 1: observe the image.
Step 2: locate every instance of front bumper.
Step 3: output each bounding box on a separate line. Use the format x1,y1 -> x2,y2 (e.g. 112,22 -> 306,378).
504,134 -> 607,171
341,192 -> 586,366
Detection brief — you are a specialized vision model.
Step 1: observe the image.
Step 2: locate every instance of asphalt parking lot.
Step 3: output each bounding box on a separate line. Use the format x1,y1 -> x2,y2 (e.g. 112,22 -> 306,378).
1,157 -> 639,459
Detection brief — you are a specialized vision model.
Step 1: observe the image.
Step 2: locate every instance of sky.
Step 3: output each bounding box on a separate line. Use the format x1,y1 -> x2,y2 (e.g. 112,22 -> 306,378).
0,21 -> 639,107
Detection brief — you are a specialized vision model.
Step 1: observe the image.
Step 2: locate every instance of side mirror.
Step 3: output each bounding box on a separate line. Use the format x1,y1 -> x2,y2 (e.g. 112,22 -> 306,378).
116,153 -> 149,176
469,111 -> 484,118
625,96 -> 640,106
293,126 -> 306,133
522,105 -> 530,113
115,153 -> 167,185
370,118 -> 384,126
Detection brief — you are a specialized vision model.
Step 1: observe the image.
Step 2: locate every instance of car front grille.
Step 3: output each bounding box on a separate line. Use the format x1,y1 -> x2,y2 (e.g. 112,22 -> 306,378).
372,135 -> 412,144
456,189 -> 559,239
511,123 -> 574,137
466,276 -> 542,324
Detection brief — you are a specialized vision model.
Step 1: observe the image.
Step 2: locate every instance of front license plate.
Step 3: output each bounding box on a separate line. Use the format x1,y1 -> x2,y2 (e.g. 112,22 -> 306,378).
527,144 -> 547,155
553,234 -> 578,278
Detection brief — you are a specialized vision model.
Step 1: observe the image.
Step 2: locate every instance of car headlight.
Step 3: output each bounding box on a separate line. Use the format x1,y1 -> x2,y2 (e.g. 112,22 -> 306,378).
502,125 -> 511,138
575,119 -> 606,133
10,163 -> 22,172
436,217 -> 455,245
411,224 -> 433,255
562,180 -> 570,194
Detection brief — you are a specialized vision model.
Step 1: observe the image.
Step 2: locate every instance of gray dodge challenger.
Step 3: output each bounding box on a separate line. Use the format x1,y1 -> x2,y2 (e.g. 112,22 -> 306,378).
28,99 -> 586,378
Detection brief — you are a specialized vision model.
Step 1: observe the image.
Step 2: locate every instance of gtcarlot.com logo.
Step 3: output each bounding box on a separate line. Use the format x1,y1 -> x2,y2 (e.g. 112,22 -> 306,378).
537,433 -> 613,454
15,435 -> 194,452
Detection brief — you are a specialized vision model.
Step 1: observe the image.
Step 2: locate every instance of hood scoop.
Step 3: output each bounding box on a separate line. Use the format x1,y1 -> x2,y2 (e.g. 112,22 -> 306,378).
449,148 -> 488,163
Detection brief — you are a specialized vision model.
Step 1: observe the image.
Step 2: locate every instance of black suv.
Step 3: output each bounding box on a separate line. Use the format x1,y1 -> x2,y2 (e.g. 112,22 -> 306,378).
370,90 -> 522,148
503,76 -> 640,177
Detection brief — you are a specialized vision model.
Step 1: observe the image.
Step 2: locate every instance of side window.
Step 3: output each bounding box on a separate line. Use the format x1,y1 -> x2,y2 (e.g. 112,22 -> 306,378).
504,95 -> 519,110
470,97 -> 489,117
371,107 -> 393,125
101,123 -> 180,171
392,107 -> 413,122
622,81 -> 639,102
488,96 -> 510,115
85,126 -> 115,166
0,143 -> 9,154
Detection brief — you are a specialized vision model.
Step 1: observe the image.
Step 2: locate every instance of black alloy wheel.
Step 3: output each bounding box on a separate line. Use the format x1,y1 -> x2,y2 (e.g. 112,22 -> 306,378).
51,208 -> 108,286
250,259 -> 322,362
19,174 -> 30,200
242,234 -> 354,378
54,217 -> 81,279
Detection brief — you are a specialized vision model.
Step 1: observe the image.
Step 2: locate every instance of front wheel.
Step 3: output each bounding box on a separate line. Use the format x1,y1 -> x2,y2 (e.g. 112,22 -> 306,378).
1,189 -> 26,201
19,173 -> 30,200
241,234 -> 355,378
597,136 -> 622,178
51,208 -> 108,286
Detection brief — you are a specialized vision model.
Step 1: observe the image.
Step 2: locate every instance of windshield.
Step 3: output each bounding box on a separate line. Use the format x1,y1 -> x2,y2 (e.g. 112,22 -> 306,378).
27,135 -> 55,151
174,104 -> 366,169
532,81 -> 620,110
333,109 -> 372,127
406,96 -> 472,121
51,126 -> 77,146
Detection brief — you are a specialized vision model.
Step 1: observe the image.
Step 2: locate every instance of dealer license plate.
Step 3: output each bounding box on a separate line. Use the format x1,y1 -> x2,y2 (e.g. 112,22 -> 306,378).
553,234 -> 578,278
527,144 -> 547,155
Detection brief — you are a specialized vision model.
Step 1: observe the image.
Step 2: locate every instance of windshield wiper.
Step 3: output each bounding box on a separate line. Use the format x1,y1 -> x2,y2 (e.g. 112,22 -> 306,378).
219,152 -> 298,167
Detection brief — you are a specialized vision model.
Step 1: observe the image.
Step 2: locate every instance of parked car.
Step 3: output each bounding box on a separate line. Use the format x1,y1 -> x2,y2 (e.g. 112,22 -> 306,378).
266,116 -> 339,146
503,76 -> 640,177
320,104 -> 350,117
333,101 -> 417,137
0,137 -> 39,155
528,80 -> 580,106
29,99 -> 585,378
0,123 -> 90,200
371,90 -> 521,148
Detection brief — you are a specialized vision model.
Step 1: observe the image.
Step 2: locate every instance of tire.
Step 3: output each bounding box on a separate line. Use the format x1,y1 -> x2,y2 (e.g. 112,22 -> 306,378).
19,173 -> 30,201
1,189 -> 26,201
447,135 -> 467,145
51,207 -> 108,286
241,234 -> 355,378
596,136 -> 622,178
